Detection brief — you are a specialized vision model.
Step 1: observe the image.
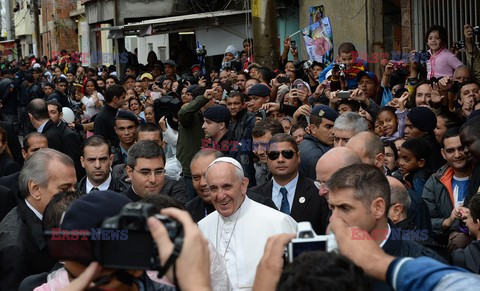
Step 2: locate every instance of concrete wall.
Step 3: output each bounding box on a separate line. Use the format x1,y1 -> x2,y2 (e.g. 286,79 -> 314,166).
137,34 -> 169,65
195,24 -> 246,57
299,0 -> 368,58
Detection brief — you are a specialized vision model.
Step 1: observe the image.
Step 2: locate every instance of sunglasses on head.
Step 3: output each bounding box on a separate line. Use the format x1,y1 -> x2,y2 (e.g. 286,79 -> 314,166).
267,150 -> 296,160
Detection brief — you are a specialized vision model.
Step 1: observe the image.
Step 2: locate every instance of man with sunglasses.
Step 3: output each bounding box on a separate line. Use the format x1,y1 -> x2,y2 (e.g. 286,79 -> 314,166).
121,140 -> 186,205
298,104 -> 339,180
251,133 -> 330,235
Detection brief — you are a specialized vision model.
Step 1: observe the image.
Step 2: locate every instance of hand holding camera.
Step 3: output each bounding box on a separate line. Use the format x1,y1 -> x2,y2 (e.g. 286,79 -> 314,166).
204,89 -> 215,100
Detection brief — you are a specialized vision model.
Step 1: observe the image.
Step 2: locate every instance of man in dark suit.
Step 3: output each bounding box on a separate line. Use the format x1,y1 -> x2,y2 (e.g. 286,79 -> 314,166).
186,149 -> 275,223
250,133 -> 329,235
0,149 -> 77,290
120,140 -> 187,205
47,100 -> 84,180
27,98 -> 64,152
93,84 -> 125,148
77,135 -> 122,194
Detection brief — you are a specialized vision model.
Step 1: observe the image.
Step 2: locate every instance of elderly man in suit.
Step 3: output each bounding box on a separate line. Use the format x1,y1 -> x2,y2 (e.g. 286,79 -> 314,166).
199,157 -> 296,290
250,133 -> 330,235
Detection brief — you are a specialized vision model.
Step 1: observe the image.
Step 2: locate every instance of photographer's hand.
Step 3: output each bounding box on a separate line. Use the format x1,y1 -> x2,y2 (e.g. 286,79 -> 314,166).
292,104 -> 311,125
329,217 -> 394,282
148,208 -> 211,291
204,89 -> 215,100
198,76 -> 207,87
261,102 -> 280,113
253,233 -> 296,291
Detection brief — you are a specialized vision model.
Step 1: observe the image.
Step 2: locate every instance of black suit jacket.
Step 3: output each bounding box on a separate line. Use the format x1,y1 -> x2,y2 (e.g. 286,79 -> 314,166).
58,121 -> 84,180
186,191 -> 277,223
0,201 -> 56,290
0,153 -> 20,178
120,178 -> 188,206
76,175 -> 124,194
0,171 -> 20,203
0,184 -> 15,222
250,174 -> 330,235
41,120 -> 64,153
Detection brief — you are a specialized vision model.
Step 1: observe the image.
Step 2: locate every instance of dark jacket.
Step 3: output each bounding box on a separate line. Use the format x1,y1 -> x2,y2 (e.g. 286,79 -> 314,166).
250,174 -> 330,235
177,95 -> 209,177
93,104 -> 119,147
46,89 -> 70,109
120,178 -> 187,206
0,201 -> 56,291
0,185 -> 15,222
186,191 -> 277,223
422,164 -> 461,242
0,77 -> 17,115
57,120 -> 84,180
452,240 -> 480,273
298,134 -> 331,180
383,223 -> 447,263
424,132 -> 446,172
76,174 -> 124,194
203,130 -> 256,187
40,119 -> 64,153
0,152 -> 20,178
0,171 -> 20,203
0,121 -> 24,166
229,109 -> 255,143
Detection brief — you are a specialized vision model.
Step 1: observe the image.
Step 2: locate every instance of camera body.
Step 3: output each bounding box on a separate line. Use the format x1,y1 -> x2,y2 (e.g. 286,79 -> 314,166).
99,203 -> 183,269
291,40 -> 297,50
474,26 -> 480,35
154,95 -> 182,123
303,60 -> 313,70
285,222 -> 338,263
45,203 -> 183,270
256,109 -> 267,119
454,40 -> 465,50
337,90 -> 350,99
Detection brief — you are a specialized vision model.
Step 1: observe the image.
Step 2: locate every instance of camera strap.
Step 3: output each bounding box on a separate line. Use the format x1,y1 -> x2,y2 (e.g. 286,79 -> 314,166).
157,236 -> 184,278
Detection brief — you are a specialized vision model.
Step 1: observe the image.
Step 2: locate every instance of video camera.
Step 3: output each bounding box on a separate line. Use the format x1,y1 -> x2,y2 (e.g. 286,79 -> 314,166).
45,203 -> 183,270
285,222 -> 338,263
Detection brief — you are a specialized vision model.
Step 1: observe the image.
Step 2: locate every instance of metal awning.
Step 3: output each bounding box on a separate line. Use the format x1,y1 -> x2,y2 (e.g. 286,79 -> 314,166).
124,9 -> 250,29
91,26 -> 125,32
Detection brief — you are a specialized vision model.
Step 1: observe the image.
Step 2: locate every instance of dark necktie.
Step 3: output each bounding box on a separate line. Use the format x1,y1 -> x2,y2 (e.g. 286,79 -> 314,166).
91,187 -> 99,193
280,187 -> 290,215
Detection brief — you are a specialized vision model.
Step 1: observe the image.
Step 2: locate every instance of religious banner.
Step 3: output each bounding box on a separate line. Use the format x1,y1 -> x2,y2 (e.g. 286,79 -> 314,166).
301,17 -> 334,63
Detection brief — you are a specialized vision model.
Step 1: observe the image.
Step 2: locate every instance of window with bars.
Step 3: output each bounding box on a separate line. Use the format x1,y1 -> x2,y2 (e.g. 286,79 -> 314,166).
412,0 -> 479,54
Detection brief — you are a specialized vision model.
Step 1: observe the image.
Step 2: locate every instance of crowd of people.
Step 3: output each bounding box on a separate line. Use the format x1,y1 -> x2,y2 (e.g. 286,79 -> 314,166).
0,23 -> 480,290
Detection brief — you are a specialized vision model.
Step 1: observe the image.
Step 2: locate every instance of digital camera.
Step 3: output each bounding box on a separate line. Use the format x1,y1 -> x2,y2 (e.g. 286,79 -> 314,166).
45,203 -> 183,270
303,60 -> 313,70
285,222 -> 338,263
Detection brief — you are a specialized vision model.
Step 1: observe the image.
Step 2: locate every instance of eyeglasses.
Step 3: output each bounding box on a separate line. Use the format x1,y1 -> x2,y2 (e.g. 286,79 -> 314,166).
133,168 -> 165,177
314,181 -> 328,191
267,150 -> 296,160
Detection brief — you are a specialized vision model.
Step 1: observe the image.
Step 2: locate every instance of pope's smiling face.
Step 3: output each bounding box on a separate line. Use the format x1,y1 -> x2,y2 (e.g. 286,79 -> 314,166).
206,162 -> 248,217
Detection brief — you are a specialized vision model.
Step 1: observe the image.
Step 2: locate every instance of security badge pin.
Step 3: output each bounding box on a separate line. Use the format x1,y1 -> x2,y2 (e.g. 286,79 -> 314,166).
299,197 -> 306,204
318,110 -> 325,117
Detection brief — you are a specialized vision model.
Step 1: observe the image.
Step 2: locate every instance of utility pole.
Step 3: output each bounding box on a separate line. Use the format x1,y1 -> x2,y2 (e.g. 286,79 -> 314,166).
33,0 -> 41,57
251,0 -> 279,69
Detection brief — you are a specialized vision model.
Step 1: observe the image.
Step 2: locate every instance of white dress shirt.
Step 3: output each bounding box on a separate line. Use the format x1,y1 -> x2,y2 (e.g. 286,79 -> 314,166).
37,120 -> 48,133
86,174 -> 112,193
25,199 -> 43,220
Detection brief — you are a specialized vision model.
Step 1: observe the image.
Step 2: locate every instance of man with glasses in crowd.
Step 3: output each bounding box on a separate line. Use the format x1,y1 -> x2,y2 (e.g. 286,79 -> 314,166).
121,140 -> 186,204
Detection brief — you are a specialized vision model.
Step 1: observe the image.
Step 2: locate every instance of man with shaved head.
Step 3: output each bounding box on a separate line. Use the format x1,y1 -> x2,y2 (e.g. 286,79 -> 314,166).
315,147 -> 362,198
346,131 -> 388,174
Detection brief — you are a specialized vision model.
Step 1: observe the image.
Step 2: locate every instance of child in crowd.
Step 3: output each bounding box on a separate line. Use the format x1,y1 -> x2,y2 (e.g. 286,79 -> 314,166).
398,137 -> 431,198
383,140 -> 399,173
319,42 -> 366,89
425,25 -> 463,80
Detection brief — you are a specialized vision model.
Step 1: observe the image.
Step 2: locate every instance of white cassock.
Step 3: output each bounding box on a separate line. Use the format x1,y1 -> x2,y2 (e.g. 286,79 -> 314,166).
198,196 -> 297,291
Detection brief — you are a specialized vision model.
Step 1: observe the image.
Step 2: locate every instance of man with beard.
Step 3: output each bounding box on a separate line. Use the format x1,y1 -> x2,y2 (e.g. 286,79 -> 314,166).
423,128 -> 474,248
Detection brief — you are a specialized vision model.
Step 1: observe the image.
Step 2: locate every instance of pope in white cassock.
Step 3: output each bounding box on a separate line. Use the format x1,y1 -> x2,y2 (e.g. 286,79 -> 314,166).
198,157 -> 297,291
